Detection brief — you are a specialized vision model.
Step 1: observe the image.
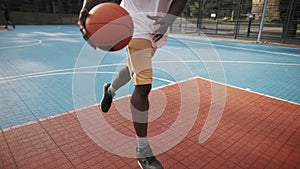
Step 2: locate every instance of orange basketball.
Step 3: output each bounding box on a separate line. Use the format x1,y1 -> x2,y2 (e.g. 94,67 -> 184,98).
85,3 -> 133,51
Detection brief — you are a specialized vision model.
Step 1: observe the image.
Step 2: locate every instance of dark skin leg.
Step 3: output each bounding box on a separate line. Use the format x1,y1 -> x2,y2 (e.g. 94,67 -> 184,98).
110,66 -> 151,137
111,66 -> 131,90
131,84 -> 152,137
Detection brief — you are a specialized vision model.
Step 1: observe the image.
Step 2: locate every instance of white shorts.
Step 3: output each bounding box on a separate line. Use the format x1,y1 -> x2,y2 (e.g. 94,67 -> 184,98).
120,1 -> 170,48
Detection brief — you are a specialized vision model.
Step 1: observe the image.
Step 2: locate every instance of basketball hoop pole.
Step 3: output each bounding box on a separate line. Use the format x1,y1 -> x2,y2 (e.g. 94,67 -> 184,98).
257,0 -> 268,44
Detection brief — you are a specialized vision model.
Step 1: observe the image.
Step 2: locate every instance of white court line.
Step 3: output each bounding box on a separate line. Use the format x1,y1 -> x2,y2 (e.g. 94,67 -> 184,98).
2,34 -> 299,131
0,63 -> 126,81
1,60 -> 299,84
171,35 -> 300,58
2,75 -> 298,132
195,76 -> 300,105
154,60 -> 300,66
0,38 -> 42,49
0,71 -> 174,85
0,71 -> 118,84
1,77 -> 189,132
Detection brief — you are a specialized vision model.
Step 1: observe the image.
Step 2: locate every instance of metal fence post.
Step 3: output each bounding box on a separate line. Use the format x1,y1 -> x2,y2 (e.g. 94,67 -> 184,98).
234,0 -> 243,39
216,0 -> 221,35
197,0 -> 203,35
282,0 -> 296,43
257,0 -> 268,44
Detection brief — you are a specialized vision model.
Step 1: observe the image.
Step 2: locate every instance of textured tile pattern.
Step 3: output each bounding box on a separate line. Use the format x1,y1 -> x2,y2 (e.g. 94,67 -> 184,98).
1,78 -> 299,169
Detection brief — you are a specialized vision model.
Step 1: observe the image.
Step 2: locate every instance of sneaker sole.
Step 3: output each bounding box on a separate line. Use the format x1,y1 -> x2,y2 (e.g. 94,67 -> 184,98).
137,160 -> 164,169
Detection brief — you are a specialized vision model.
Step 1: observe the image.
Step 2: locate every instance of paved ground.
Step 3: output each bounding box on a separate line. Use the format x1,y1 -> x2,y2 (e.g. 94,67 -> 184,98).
1,78 -> 299,169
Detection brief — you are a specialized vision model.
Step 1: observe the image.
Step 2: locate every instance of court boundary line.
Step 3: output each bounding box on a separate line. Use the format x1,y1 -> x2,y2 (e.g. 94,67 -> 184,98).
2,76 -> 298,132
1,33 -> 299,130
1,60 -> 299,84
194,76 -> 300,106
0,38 -> 42,49
171,35 -> 300,57
1,77 -> 192,132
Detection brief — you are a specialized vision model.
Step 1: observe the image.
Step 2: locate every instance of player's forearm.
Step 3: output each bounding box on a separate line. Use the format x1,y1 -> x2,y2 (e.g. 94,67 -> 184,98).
81,0 -> 104,11
168,0 -> 188,16
166,0 -> 188,23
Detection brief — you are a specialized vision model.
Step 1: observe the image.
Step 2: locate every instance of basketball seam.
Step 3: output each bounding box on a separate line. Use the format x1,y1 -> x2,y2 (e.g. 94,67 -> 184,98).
89,23 -> 132,45
87,22 -> 132,36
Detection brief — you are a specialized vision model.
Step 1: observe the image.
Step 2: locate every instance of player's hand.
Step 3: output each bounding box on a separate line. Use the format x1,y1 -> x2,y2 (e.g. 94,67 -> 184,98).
78,8 -> 96,49
78,8 -> 89,40
147,14 -> 176,42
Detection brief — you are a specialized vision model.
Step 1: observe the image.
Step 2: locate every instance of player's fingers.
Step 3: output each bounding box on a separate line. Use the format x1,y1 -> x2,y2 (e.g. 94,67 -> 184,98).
88,42 -> 96,50
78,9 -> 88,26
78,8 -> 89,37
152,33 -> 163,42
79,26 -> 89,40
78,9 -> 96,50
84,38 -> 96,49
147,15 -> 163,25
147,15 -> 160,21
79,26 -> 96,49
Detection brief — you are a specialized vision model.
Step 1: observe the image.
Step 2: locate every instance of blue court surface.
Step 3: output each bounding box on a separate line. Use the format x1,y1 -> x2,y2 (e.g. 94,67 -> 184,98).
0,25 -> 299,129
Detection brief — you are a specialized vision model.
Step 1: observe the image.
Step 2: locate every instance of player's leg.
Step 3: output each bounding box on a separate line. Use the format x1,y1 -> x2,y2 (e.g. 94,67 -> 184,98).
4,15 -> 9,29
4,21 -> 8,29
100,66 -> 131,112
111,66 -> 131,92
127,38 -> 163,169
8,21 -> 15,29
131,84 -> 151,137
132,84 -> 165,169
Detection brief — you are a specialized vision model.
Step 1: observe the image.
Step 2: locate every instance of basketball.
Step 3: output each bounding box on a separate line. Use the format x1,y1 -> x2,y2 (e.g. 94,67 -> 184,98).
85,3 -> 133,51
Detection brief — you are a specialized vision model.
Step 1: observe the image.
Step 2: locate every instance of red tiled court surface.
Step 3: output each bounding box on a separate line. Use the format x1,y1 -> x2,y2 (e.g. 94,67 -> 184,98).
1,78 -> 299,169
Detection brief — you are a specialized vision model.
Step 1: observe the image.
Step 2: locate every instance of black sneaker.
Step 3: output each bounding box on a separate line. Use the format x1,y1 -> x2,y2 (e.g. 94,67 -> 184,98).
136,146 -> 164,169
100,83 -> 114,112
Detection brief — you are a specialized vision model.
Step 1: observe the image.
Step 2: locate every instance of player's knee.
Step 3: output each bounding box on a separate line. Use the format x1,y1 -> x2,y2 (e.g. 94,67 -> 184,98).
134,84 -> 152,98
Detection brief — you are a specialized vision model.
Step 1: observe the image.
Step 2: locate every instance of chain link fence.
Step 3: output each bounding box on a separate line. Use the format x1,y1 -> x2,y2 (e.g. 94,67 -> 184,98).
170,0 -> 299,45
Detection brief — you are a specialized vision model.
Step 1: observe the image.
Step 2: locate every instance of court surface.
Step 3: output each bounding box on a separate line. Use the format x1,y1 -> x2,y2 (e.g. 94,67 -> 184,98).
0,25 -> 299,168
